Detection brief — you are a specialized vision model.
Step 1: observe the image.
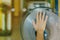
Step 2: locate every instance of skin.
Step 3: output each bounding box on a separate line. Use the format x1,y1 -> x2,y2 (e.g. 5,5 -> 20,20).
32,12 -> 48,40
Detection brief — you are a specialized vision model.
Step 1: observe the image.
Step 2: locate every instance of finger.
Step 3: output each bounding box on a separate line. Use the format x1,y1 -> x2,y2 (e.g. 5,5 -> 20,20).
45,15 -> 48,24
40,12 -> 42,21
32,21 -> 37,31
42,12 -> 45,22
32,20 -> 36,29
36,13 -> 39,23
43,16 -> 48,29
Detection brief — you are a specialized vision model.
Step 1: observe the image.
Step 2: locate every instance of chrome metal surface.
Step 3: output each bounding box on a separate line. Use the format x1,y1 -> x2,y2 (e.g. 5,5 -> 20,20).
21,8 -> 60,40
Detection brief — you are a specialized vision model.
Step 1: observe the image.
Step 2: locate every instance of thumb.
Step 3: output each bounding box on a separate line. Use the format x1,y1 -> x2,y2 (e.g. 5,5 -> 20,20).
32,20 -> 37,30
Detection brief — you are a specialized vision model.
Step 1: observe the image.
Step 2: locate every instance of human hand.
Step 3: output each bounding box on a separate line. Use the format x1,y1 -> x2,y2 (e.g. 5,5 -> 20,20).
32,12 -> 48,33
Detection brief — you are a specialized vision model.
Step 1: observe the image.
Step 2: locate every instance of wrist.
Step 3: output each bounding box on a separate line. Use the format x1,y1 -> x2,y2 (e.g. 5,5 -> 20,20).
36,31 -> 44,40
37,29 -> 44,34
37,31 -> 44,36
